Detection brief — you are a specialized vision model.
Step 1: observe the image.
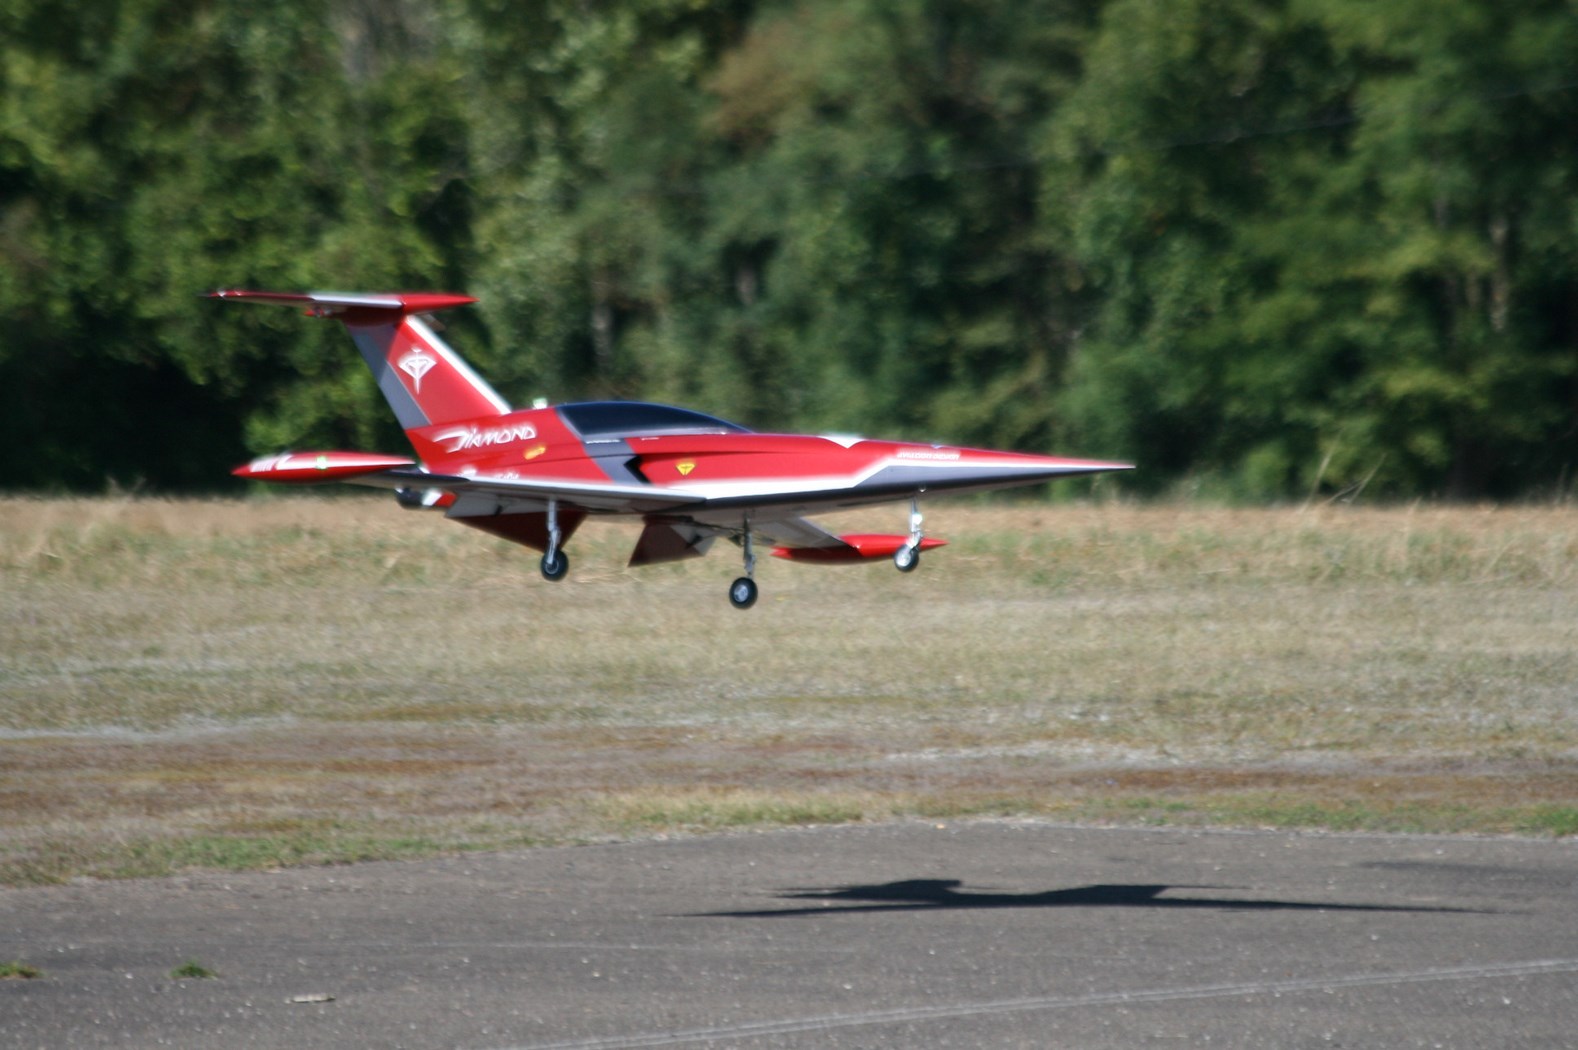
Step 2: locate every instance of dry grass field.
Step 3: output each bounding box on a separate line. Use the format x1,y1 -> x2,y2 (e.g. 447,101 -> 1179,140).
3,495 -> 1577,885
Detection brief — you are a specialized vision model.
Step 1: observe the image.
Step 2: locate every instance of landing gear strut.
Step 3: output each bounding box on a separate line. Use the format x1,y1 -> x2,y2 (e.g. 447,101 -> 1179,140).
539,498 -> 569,581
729,517 -> 758,609
894,497 -> 924,573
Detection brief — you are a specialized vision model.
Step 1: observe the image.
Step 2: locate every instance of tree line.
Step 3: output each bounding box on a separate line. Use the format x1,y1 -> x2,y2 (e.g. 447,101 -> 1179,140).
3,0 -> 1575,497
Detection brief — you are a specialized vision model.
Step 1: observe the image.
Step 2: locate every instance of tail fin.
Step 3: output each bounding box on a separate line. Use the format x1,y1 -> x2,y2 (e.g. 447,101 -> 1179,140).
208,290 -> 510,428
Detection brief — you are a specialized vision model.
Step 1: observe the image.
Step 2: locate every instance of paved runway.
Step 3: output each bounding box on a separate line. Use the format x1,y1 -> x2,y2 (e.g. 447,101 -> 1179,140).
3,822 -> 1576,1048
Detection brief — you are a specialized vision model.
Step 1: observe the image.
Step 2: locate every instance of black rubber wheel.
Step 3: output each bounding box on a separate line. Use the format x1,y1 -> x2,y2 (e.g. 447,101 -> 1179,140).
540,550 -> 570,581
728,576 -> 758,609
893,544 -> 920,573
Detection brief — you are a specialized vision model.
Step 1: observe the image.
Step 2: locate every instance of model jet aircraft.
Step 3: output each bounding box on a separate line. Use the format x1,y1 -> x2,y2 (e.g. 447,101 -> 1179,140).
211,290 -> 1132,608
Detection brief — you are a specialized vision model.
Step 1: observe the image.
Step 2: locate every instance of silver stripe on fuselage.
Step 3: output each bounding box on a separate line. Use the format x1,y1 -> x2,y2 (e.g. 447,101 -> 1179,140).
349,323 -> 429,430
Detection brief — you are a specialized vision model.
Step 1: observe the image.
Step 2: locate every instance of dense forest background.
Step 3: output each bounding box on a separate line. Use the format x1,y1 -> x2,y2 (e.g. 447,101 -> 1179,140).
3,0 -> 1575,497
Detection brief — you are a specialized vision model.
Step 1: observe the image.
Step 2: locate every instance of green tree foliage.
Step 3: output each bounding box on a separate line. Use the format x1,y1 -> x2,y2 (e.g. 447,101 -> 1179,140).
3,0 -> 1574,496
1051,0 -> 1578,497
695,0 -> 1101,447
1,0 -> 471,486
1308,0 -> 1578,497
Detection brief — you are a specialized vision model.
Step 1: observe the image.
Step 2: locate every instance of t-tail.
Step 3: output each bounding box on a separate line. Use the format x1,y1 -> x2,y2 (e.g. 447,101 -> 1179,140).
207,291 -> 510,432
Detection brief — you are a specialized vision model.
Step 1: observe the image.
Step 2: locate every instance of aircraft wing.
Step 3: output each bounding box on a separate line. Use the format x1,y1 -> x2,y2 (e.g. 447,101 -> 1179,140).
745,513 -> 849,550
344,467 -> 858,558
348,467 -> 704,515
338,469 -> 859,534
622,510 -> 852,567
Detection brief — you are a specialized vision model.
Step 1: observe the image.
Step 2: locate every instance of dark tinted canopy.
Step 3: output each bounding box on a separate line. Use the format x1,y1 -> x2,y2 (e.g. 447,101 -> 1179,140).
558,401 -> 751,438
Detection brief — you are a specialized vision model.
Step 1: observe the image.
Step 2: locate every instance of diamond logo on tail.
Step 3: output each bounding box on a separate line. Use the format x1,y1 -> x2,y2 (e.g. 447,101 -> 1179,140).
398,350 -> 435,392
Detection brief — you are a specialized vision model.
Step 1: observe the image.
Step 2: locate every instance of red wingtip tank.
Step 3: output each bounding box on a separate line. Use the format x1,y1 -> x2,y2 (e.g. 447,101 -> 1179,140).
771,535 -> 948,564
232,451 -> 415,484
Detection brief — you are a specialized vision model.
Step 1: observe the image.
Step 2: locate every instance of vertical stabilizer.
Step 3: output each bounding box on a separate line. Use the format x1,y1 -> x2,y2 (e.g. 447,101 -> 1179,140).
208,290 -> 510,428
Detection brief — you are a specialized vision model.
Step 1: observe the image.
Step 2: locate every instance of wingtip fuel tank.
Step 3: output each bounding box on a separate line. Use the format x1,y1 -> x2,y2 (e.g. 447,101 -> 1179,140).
233,451 -> 415,483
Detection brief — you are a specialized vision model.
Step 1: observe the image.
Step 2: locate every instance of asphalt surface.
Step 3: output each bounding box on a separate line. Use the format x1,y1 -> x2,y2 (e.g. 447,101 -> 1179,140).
3,821 -> 1576,1049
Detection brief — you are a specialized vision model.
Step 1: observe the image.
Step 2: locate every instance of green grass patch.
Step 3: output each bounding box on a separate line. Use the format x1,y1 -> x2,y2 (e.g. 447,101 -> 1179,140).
0,961 -> 42,979
1063,795 -> 1578,838
0,829 -> 471,886
1514,806 -> 1578,837
170,960 -> 218,980
594,789 -> 886,832
111,830 -> 461,879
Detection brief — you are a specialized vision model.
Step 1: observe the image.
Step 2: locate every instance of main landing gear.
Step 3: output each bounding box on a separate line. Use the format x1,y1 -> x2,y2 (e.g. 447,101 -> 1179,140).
539,498 -> 570,581
893,498 -> 925,573
725,498 -> 929,608
729,518 -> 758,609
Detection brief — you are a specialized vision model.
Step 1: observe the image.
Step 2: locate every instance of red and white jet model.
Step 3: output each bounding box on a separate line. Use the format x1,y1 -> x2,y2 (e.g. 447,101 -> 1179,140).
212,290 -> 1131,608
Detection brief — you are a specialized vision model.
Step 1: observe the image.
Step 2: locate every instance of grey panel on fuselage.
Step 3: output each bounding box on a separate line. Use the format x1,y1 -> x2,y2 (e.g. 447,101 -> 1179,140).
690,463 -> 1117,519
348,324 -> 429,430
584,439 -> 647,485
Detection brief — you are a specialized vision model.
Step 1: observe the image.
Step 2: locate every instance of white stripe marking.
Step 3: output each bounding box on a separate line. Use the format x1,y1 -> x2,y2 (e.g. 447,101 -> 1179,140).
494,957 -> 1578,1049
406,315 -> 512,414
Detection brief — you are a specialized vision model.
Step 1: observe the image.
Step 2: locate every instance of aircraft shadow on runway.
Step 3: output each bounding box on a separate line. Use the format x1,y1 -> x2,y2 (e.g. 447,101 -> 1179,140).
695,879 -> 1486,918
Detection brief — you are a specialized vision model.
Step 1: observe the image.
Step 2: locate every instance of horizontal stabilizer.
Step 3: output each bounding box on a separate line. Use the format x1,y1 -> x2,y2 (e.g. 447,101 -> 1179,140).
233,451 -> 415,484
209,288 -> 506,429
207,290 -> 477,317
